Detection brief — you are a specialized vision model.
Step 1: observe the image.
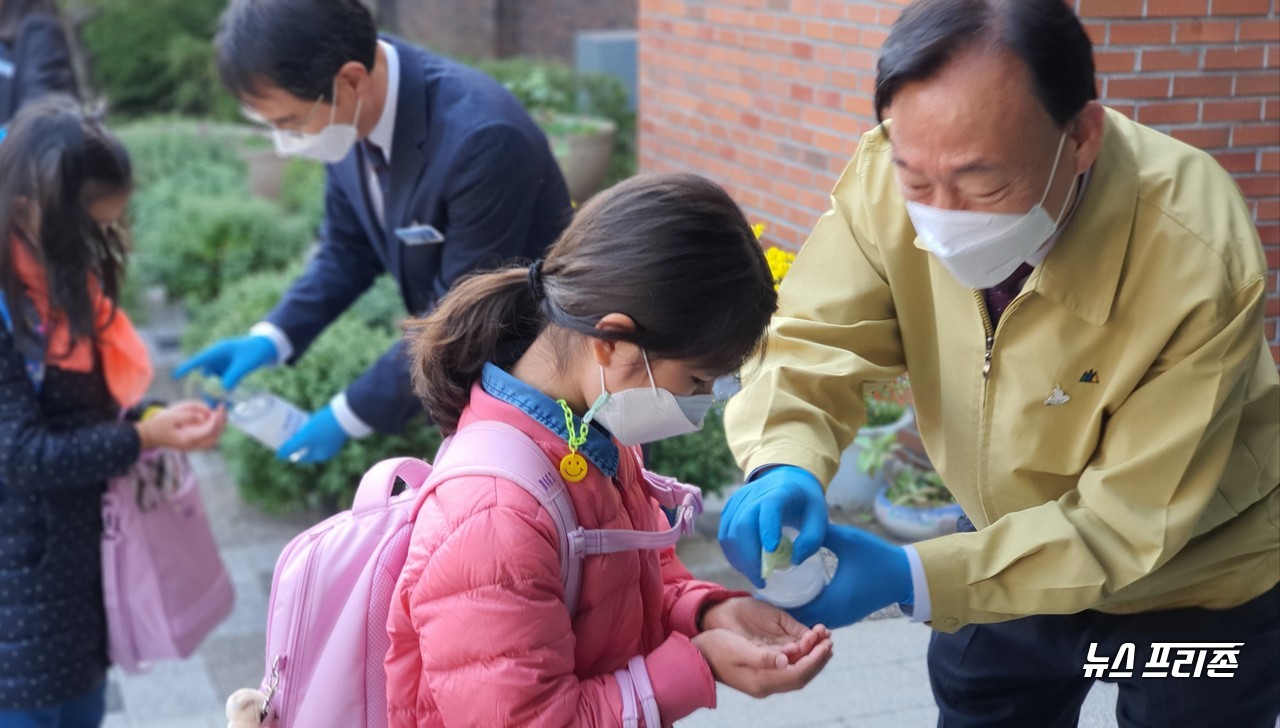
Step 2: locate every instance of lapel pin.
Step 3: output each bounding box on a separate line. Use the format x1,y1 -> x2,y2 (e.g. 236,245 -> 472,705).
1044,384 -> 1070,406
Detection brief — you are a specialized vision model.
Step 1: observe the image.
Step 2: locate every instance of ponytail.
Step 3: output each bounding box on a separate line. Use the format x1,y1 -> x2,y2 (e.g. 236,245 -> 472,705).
408,172 -> 777,436
405,267 -> 542,434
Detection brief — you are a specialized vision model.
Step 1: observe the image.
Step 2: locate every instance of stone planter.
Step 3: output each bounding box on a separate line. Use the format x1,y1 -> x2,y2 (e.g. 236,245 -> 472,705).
542,113 -> 616,203
872,458 -> 963,542
826,407 -> 914,511
873,485 -> 964,542
243,145 -> 287,201
207,123 -> 287,201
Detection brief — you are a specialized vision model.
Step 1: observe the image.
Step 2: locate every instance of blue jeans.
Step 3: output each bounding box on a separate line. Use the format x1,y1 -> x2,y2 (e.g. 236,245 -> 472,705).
0,680 -> 106,728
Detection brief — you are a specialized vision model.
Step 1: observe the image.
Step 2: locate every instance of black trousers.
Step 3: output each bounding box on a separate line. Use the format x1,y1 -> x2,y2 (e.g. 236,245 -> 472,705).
928,582 -> 1280,728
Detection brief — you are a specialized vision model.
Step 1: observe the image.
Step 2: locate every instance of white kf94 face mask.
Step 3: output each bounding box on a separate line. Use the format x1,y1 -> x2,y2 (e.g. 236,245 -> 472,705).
582,351 -> 715,446
273,80 -> 364,164
906,131 -> 1074,289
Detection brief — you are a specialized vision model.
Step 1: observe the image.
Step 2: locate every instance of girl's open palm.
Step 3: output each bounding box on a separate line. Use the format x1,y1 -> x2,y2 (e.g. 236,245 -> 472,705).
702,596 -> 833,664
692,626 -> 834,698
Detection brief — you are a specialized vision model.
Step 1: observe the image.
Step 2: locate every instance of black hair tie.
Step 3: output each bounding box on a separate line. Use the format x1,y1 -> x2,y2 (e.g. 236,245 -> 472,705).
527,259 -> 546,301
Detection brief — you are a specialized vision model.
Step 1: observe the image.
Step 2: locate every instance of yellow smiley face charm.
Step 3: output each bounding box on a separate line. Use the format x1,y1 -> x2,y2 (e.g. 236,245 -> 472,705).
559,453 -> 588,483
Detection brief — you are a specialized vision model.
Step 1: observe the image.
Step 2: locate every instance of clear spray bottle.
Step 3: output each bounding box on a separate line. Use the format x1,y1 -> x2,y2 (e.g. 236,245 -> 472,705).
188,375 -> 308,453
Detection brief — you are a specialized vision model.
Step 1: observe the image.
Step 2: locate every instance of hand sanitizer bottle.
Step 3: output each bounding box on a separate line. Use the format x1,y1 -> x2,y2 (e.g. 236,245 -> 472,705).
188,375 -> 308,451
227,389 -> 308,451
757,527 -> 836,609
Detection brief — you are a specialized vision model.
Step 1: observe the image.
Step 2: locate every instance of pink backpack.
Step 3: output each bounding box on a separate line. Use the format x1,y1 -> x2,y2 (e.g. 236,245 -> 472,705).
102,447 -> 235,673
255,420 -> 703,728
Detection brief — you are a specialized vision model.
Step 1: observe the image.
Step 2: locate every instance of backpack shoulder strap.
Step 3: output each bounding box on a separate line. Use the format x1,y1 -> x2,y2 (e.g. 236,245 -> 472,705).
420,421 -> 586,617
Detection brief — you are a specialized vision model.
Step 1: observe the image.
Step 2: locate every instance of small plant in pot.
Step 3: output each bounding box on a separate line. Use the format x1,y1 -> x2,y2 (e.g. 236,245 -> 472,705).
859,435 -> 964,542
826,383 -> 915,512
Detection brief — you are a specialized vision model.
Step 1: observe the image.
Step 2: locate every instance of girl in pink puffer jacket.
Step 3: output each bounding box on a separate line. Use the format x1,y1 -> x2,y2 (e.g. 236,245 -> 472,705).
385,174 -> 834,727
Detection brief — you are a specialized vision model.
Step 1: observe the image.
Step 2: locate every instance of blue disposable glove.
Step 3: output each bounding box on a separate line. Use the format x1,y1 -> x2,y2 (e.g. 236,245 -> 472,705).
175,335 -> 279,391
718,465 -> 828,588
788,524 -> 912,630
277,406 -> 348,464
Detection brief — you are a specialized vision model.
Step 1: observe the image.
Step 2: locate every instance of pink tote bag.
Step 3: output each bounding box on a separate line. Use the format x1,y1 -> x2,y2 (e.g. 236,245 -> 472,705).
102,448 -> 234,673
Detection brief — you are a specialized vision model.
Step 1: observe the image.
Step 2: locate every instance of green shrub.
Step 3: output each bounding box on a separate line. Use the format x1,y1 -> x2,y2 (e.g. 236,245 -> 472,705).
347,276 -> 405,333
116,120 -> 249,314
135,194 -> 313,307
862,377 -> 912,427
645,410 -> 740,496
863,397 -> 907,428
181,268 -> 299,353
116,120 -> 315,307
472,58 -> 636,185
185,269 -> 440,512
116,119 -> 248,194
81,0 -> 239,120
279,159 -> 328,233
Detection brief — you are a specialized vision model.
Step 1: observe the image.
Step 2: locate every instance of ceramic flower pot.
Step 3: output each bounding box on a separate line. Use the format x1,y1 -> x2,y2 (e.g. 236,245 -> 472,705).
872,483 -> 964,542
243,146 -> 287,201
542,113 -> 617,203
826,407 -> 914,511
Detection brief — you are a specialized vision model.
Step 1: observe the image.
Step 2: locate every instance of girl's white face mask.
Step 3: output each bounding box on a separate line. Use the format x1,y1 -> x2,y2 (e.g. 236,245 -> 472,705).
273,80 -> 363,164
906,131 -> 1074,289
583,351 -> 715,446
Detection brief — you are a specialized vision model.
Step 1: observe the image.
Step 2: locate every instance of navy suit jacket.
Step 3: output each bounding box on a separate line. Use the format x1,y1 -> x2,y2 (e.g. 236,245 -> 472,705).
0,13 -> 78,125
266,39 -> 572,433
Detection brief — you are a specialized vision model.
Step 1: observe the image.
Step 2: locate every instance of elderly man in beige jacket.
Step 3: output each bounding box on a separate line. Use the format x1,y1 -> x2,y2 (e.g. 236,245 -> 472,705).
718,0 -> 1279,726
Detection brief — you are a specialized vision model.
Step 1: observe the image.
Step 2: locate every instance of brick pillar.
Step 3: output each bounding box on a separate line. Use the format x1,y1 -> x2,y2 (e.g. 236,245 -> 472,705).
638,0 -> 1280,362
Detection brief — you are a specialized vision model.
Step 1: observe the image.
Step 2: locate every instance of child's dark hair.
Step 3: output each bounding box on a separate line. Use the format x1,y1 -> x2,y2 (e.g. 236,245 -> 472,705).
0,95 -> 133,350
408,173 -> 778,435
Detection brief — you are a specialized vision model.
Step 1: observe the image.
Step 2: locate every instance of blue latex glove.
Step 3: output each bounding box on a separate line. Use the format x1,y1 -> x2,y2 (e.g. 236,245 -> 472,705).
718,465 -> 828,588
175,335 -> 279,391
788,524 -> 912,630
278,406 -> 348,464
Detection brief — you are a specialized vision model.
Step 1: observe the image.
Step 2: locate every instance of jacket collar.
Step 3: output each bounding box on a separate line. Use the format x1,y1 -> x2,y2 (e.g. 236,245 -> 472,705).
1027,109 -> 1137,326
477,363 -> 621,478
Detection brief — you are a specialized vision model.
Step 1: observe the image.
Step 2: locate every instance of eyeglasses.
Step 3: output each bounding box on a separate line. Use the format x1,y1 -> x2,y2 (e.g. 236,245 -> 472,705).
240,93 -> 325,133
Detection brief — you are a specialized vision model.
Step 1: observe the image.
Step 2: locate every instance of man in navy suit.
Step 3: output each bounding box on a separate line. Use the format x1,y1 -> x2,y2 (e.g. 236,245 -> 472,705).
178,0 -> 572,463
0,0 -> 78,126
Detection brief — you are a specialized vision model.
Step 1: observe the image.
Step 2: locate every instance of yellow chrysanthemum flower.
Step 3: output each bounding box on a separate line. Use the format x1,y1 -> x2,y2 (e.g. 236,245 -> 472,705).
765,246 -> 796,292
752,223 -> 796,291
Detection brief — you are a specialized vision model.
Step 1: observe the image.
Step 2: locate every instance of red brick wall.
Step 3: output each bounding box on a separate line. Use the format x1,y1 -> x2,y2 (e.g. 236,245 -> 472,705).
638,0 -> 1280,362
386,0 -> 636,61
